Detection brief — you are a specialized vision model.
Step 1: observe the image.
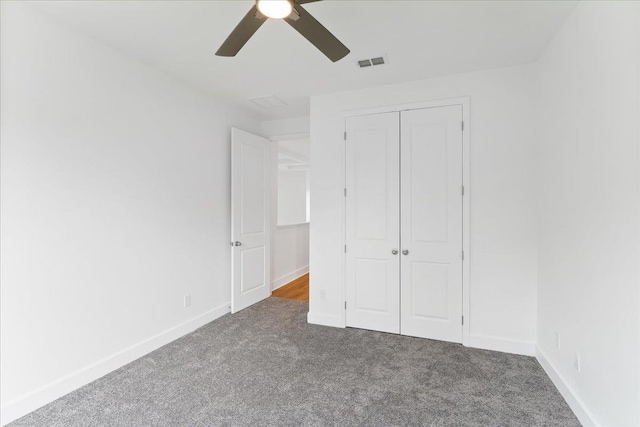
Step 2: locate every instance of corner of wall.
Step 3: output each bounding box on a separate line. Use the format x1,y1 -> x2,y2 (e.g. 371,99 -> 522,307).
535,345 -> 599,427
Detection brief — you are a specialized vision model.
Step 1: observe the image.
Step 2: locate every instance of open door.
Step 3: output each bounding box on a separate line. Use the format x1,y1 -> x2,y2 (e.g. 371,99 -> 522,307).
231,128 -> 271,313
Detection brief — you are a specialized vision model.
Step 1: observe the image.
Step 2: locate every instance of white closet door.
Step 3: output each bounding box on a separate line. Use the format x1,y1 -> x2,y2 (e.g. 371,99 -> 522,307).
400,106 -> 463,343
345,112 -> 400,334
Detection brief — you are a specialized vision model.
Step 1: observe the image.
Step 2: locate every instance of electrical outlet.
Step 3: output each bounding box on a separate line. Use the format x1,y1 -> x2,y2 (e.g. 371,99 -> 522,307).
574,351 -> 581,372
320,290 -> 326,300
184,294 -> 191,308
555,332 -> 561,350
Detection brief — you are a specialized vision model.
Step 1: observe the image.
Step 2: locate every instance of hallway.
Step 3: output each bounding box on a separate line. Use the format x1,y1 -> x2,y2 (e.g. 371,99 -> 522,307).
272,273 -> 309,302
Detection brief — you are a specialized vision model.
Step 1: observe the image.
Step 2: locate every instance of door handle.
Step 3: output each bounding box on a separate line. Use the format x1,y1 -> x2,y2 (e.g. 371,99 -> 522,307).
402,249 -> 409,255
391,249 -> 398,255
234,241 -> 242,246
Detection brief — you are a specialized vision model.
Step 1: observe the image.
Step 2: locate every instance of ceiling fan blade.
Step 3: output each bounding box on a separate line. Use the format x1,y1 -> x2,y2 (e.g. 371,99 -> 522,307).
284,6 -> 349,62
216,5 -> 266,57
296,0 -> 322,4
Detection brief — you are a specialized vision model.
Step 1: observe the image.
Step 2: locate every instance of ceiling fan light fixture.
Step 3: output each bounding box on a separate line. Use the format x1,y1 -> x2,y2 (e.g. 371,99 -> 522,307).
216,0 -> 350,61
257,0 -> 293,19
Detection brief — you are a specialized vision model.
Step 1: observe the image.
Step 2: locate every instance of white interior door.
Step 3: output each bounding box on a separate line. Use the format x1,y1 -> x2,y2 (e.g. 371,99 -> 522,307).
231,128 -> 271,313
345,112 -> 400,334
400,106 -> 463,343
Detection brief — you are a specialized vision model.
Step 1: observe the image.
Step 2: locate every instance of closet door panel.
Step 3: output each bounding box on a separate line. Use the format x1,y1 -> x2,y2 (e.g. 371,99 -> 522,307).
400,106 -> 463,343
345,112 -> 400,334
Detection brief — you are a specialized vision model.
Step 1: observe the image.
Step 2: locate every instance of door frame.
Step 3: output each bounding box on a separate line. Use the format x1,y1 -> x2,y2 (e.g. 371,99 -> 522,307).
341,97 -> 471,346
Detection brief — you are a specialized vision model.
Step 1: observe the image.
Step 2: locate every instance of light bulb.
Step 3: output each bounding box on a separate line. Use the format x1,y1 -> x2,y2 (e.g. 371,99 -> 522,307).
257,0 -> 293,19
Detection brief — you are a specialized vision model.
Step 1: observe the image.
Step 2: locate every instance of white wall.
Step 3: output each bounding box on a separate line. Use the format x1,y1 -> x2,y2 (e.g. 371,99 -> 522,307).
309,65 -> 539,353
262,116 -> 310,138
262,117 -> 311,289
536,2 -> 640,426
278,170 -> 308,225
0,3 -> 260,424
270,221 -> 310,290
275,166 -> 310,288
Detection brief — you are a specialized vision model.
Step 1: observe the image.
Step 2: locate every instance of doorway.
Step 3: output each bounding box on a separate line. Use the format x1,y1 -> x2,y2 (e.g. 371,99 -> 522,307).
230,128 -> 271,313
270,136 -> 310,302
230,130 -> 311,311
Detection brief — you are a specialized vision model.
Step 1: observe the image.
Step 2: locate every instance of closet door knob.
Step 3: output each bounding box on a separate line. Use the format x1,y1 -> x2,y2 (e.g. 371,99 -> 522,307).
234,241 -> 242,246
402,249 -> 409,255
391,249 -> 398,255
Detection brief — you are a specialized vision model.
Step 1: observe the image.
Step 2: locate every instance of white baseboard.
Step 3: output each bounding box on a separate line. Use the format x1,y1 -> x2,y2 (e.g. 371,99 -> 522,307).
307,311 -> 344,328
272,265 -> 309,291
0,302 -> 231,426
536,345 -> 599,427
468,334 -> 536,356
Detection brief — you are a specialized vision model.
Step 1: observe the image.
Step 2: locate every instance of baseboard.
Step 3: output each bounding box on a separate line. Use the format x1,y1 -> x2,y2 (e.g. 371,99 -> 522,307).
0,302 -> 231,426
272,265 -> 309,291
468,334 -> 536,356
536,345 -> 599,427
307,311 -> 344,328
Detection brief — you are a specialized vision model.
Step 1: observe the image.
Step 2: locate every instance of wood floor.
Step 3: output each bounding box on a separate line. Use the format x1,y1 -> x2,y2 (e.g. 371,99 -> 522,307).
272,273 -> 309,302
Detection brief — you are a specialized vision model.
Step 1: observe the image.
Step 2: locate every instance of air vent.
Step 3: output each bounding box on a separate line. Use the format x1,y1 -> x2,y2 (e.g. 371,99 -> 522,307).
248,95 -> 288,109
357,55 -> 388,68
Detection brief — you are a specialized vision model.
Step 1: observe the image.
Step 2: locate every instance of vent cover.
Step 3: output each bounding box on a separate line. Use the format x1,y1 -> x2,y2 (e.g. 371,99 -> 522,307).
248,95 -> 288,109
357,55 -> 388,68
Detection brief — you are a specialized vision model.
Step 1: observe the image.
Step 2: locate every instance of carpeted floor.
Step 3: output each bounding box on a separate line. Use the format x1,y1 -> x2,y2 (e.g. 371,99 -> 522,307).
10,298 -> 580,427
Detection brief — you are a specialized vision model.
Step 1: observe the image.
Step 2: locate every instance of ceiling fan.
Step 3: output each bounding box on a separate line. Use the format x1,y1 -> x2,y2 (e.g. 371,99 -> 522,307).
216,0 -> 350,62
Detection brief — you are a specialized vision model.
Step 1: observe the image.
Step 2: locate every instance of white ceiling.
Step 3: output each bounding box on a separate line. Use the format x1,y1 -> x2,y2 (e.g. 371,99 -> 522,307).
31,0 -> 577,120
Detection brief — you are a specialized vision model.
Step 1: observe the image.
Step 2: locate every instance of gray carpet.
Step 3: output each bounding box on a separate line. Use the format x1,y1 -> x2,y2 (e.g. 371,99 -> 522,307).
10,298 -> 580,427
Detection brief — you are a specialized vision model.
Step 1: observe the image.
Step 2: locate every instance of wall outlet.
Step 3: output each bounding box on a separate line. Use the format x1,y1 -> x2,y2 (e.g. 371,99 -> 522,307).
320,290 -> 326,300
555,332 -> 561,350
184,294 -> 191,308
574,351 -> 581,372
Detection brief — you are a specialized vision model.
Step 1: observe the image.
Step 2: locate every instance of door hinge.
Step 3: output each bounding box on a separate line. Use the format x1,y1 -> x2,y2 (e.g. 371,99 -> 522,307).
461,185 -> 465,196
344,245 -> 347,253
344,131 -> 347,141
345,301 -> 347,310
462,250 -> 465,261
462,315 -> 464,325
344,188 -> 347,197
461,121 -> 464,131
